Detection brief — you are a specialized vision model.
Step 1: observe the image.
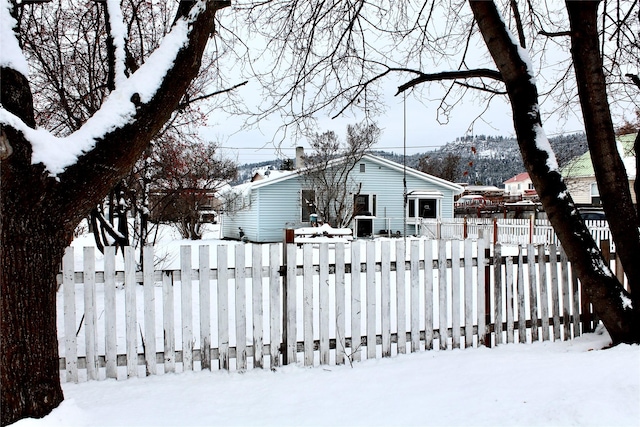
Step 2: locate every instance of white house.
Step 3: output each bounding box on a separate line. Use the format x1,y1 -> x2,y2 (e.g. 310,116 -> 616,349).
504,172 -> 535,197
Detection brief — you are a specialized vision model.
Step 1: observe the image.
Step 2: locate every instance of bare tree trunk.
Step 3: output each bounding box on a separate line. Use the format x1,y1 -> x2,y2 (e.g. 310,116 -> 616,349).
469,0 -> 639,344
1,66 -> 65,425
566,1 -> 640,301
1,2 -> 229,424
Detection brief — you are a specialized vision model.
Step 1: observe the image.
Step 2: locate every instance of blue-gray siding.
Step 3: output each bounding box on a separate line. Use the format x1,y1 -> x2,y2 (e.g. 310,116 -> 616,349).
222,155 -> 460,242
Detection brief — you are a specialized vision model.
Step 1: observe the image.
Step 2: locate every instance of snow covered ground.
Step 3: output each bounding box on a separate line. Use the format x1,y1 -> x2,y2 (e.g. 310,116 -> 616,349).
13,330 -> 640,427
23,223 -> 637,426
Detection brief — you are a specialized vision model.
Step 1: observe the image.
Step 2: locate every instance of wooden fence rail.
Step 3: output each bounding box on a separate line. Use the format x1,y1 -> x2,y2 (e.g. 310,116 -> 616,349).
57,238 -> 609,383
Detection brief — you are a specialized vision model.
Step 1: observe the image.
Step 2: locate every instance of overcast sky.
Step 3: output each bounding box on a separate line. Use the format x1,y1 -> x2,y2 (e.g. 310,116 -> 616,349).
203,79 -> 585,166
199,3 -> 592,167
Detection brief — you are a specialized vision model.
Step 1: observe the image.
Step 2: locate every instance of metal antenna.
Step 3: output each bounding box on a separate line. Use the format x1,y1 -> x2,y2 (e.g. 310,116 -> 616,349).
403,91 -> 407,242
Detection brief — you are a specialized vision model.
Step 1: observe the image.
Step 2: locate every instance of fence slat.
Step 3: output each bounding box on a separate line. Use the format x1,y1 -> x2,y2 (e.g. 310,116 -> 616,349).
303,244 -> 314,366
438,239 -> 447,350
199,245 -> 211,370
180,246 -> 193,371
538,245 -> 550,341
464,239 -> 473,348
395,240 -> 406,354
527,244 -> 539,342
560,248 -> 571,341
269,244 -> 281,368
63,247 -> 78,383
334,243 -> 346,365
451,240 -> 461,349
549,243 -> 561,342
517,247 -> 526,343
235,244 -> 247,370
104,246 -> 117,379
424,240 -> 434,350
380,241 -> 391,357
251,244 -> 264,368
162,271 -> 175,373
410,240 -> 420,352
319,243 -> 330,365
143,246 -> 156,376
366,241 -> 376,359
350,242 -> 362,363
571,256 -> 581,338
477,236 -> 487,347
83,246 -> 98,381
285,244 -> 297,364
124,246 -> 137,378
505,255 -> 514,344
494,244 -> 503,345
218,245 -> 230,370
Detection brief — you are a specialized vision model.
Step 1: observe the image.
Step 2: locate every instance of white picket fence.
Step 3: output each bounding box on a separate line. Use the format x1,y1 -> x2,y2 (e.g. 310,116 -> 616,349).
420,218 -> 611,247
56,237 -> 606,383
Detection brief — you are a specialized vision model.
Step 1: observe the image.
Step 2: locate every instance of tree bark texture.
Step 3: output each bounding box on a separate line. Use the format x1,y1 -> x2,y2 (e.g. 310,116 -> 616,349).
469,0 -> 639,344
1,2 -> 228,425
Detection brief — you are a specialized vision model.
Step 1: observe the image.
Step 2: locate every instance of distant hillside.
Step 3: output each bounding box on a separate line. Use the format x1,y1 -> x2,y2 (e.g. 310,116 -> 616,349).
375,133 -> 589,186
233,133 -> 589,187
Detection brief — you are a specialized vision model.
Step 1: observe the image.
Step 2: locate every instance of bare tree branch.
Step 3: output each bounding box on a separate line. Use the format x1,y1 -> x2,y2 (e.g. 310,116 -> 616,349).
396,68 -> 503,95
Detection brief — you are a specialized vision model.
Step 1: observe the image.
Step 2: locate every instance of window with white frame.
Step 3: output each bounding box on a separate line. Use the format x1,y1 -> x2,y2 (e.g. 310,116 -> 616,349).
354,193 -> 376,216
407,191 -> 443,219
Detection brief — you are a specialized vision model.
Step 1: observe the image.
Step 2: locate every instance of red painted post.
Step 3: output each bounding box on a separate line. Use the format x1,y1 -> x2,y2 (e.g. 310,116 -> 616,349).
493,217 -> 498,245
529,215 -> 534,245
463,217 -> 468,239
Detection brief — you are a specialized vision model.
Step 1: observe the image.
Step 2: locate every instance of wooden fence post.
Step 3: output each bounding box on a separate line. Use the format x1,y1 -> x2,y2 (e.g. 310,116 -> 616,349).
529,215 -> 534,244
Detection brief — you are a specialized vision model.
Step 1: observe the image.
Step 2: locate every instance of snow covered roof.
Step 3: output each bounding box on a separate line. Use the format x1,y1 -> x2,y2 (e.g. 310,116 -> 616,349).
224,153 -> 464,195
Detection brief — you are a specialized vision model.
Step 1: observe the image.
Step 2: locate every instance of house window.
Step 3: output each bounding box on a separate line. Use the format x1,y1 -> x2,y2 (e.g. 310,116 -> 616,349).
354,194 -> 375,216
359,163 -> 366,173
408,198 -> 437,219
407,191 -> 443,219
590,182 -> 601,206
301,189 -> 316,222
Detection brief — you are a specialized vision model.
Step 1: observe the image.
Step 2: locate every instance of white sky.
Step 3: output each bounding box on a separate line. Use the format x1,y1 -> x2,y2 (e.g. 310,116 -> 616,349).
200,3 -> 589,166
204,78 -> 585,166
